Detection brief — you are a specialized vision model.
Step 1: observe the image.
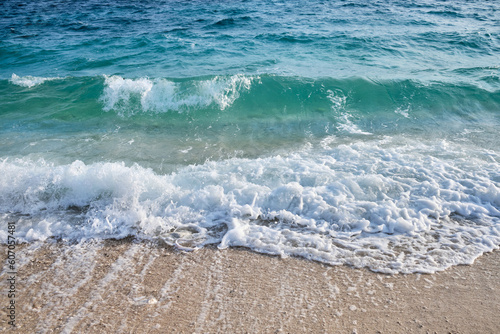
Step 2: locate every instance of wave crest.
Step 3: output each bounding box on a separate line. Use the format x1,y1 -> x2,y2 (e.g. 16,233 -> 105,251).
100,74 -> 256,115
10,73 -> 61,88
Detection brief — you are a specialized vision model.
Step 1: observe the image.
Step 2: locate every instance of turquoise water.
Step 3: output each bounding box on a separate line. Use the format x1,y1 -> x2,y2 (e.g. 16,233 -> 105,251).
1,0 -> 499,273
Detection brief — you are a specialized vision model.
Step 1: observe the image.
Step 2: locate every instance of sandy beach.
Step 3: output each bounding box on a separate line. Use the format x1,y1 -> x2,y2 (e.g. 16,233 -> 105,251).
1,240 -> 499,333
2,1 -> 500,333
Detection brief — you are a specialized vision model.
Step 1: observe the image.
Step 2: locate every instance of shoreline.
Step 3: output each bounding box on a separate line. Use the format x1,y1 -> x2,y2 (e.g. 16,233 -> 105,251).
1,240 -> 499,333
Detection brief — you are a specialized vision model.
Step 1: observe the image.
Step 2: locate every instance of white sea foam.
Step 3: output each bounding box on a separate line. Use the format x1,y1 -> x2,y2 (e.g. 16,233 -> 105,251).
395,106 -> 410,118
327,89 -> 371,135
0,138 -> 499,273
100,74 -> 255,114
10,73 -> 61,88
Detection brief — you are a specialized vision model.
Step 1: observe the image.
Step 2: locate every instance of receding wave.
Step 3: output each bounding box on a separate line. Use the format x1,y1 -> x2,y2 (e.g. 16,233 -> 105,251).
1,136 -> 499,273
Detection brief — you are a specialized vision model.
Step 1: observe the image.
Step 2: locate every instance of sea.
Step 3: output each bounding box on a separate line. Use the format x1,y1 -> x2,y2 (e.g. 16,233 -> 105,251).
1,0 -> 499,273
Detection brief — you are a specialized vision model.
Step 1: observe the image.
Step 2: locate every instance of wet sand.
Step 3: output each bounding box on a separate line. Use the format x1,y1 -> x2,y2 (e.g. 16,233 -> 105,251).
1,240 -> 499,333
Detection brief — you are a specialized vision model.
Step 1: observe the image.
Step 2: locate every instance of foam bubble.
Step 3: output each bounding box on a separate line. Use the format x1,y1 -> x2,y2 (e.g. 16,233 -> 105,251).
100,74 -> 255,114
0,137 -> 499,273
